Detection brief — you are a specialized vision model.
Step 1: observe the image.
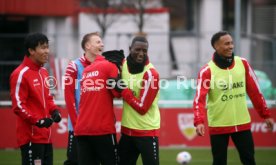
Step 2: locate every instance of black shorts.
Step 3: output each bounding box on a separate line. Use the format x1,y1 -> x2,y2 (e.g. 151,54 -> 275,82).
76,134 -> 118,165
119,134 -> 159,165
210,130 -> 255,165
64,131 -> 78,165
20,143 -> 53,165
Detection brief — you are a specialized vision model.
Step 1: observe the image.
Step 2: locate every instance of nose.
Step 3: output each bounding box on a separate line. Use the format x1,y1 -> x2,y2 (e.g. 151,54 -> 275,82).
44,48 -> 50,54
137,53 -> 144,60
230,43 -> 234,49
138,50 -> 144,56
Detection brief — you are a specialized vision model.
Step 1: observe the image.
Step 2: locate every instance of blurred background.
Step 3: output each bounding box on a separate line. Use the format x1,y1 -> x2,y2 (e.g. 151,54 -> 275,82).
0,0 -> 275,164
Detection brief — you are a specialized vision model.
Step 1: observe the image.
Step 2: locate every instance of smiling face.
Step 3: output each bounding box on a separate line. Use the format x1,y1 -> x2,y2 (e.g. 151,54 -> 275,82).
86,35 -> 104,56
214,34 -> 234,58
28,42 -> 49,65
129,41 -> 148,64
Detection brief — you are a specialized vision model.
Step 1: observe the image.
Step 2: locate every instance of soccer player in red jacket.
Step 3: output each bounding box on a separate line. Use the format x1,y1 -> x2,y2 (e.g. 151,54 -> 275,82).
106,36 -> 161,164
193,31 -> 274,165
10,33 -> 61,165
112,36 -> 161,165
63,32 -> 103,165
74,50 -> 124,165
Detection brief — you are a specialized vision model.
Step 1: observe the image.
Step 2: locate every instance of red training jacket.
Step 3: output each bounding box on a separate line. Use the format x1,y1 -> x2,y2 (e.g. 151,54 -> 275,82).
74,55 -> 120,136
193,55 -> 271,135
10,56 -> 60,146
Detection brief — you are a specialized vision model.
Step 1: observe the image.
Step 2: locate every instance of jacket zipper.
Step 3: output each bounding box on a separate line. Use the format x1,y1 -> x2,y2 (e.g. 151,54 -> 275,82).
39,69 -> 51,141
227,67 -> 238,132
38,70 -> 46,109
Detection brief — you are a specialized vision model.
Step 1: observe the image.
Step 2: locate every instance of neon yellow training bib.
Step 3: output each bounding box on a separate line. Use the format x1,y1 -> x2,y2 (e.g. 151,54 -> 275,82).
121,61 -> 160,130
207,56 -> 250,127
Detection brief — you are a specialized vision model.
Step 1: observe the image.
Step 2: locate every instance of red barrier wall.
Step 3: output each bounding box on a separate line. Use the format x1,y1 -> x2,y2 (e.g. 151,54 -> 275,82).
0,107 -> 275,148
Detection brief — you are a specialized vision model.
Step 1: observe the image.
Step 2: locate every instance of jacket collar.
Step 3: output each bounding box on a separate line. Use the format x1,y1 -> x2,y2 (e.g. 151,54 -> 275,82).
23,56 -> 42,71
212,52 -> 235,69
83,54 -> 92,65
94,55 -> 105,62
126,55 -> 149,74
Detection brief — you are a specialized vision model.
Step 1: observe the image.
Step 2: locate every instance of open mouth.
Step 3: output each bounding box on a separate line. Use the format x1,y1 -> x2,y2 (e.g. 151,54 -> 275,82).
136,57 -> 144,63
98,47 -> 103,53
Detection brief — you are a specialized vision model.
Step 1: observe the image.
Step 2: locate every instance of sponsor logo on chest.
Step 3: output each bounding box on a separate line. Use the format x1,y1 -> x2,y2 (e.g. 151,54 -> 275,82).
33,78 -> 40,86
83,71 -> 99,79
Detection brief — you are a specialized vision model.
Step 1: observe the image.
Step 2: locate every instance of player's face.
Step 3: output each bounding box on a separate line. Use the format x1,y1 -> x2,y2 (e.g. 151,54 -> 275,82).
87,35 -> 104,56
214,34 -> 234,58
129,41 -> 148,63
29,42 -> 49,65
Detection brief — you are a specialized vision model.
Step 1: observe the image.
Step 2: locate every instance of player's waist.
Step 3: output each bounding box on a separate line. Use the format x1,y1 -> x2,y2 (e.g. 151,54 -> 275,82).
121,126 -> 160,137
208,123 -> 251,135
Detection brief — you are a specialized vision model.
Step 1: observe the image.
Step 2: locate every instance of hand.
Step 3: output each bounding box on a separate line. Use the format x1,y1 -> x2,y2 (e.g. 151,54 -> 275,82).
196,124 -> 205,136
106,77 -> 127,92
265,118 -> 274,132
102,50 -> 125,70
36,118 -> 53,128
51,110 -> 61,123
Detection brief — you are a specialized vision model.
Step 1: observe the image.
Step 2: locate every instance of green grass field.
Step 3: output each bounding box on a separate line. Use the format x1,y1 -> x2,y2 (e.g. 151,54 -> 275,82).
0,148 -> 275,165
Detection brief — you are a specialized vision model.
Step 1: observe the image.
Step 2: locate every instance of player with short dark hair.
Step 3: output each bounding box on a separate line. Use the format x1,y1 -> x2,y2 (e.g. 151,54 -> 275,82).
193,31 -> 274,165
112,36 -> 161,165
10,32 -> 62,165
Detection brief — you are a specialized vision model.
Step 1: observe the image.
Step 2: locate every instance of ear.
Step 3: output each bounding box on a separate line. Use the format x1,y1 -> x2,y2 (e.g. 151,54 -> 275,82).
28,48 -> 35,56
85,42 -> 90,50
214,42 -> 219,50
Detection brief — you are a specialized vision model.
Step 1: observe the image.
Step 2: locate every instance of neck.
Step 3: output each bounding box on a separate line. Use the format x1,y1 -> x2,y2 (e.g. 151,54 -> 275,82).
126,55 -> 147,74
214,52 -> 234,69
28,56 -> 43,66
85,52 -> 97,63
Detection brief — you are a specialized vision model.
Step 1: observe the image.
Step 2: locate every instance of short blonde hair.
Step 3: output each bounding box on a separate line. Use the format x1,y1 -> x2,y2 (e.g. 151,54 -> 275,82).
81,32 -> 100,50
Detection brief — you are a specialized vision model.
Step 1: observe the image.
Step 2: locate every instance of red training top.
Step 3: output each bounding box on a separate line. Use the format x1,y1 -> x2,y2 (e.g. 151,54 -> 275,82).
74,55 -> 120,136
10,56 -> 60,146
